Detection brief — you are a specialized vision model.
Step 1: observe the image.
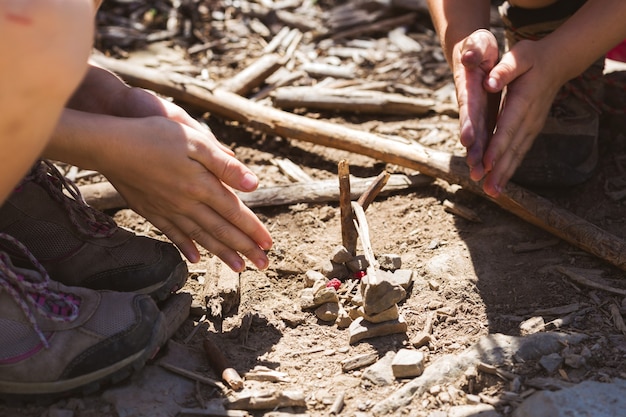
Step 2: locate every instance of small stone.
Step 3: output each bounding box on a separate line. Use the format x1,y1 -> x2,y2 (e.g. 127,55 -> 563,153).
358,304 -> 399,323
315,302 -> 339,322
391,269 -> 414,289
520,316 -> 545,335
305,270 -> 326,287
428,279 -> 440,291
377,253 -> 402,271
280,311 -> 306,328
345,255 -> 370,273
391,348 -> 425,378
331,245 -> 353,263
411,332 -> 432,348
429,385 -> 442,395
564,353 -> 586,369
321,260 -> 349,279
313,287 -> 339,305
300,288 -> 316,310
348,315 -> 408,345
362,278 -> 406,316
312,278 -> 328,296
539,353 -> 563,373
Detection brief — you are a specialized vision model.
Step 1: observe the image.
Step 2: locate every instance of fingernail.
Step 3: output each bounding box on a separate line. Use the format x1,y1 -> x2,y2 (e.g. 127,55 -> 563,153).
241,172 -> 258,191
231,259 -> 244,272
487,77 -> 498,90
255,257 -> 269,270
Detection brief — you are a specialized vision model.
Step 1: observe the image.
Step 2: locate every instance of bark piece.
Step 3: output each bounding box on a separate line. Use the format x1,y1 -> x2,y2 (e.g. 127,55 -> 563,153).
341,352 -> 379,372
272,87 -> 451,115
217,53 -> 284,96
226,390 -> 306,410
203,258 -> 240,318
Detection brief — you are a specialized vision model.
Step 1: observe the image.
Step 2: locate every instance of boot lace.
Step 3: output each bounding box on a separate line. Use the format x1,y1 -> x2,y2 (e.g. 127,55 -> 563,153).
0,233 -> 80,349
21,160 -> 116,238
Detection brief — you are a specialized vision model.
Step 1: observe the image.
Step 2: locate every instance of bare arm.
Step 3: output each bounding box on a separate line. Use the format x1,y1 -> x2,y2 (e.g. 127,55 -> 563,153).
45,64 -> 272,270
482,0 -> 626,196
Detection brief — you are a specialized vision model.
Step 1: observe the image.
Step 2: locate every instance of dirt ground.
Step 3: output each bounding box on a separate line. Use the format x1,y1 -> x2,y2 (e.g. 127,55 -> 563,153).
3,0 -> 626,416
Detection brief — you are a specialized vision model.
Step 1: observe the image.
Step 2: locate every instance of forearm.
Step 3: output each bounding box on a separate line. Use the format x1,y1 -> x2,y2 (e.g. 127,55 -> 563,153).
541,0 -> 626,82
68,61 -> 179,118
426,0 -> 491,65
44,108 -> 135,173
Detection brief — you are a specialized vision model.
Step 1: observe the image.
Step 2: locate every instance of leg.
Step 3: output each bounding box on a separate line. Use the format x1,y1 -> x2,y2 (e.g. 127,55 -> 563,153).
509,0 -> 558,8
0,0 -> 94,203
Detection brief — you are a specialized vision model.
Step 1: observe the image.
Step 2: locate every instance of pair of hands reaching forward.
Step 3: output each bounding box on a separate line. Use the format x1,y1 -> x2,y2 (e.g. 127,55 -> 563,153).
56,65 -> 272,271
453,29 -> 566,197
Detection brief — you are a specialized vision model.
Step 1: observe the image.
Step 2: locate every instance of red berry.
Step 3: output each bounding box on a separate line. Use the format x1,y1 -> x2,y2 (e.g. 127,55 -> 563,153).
353,270 -> 367,280
327,278 -> 341,291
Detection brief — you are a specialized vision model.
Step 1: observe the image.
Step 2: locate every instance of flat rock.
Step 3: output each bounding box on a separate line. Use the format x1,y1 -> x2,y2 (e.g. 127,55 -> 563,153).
391,349 -> 424,378
358,304 -> 399,323
362,351 -> 396,386
349,315 -> 407,345
513,378 -> 626,417
362,276 -> 406,315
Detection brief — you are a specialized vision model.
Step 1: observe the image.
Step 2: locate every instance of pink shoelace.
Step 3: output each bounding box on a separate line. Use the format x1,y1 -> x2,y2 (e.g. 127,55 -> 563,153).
0,233 -> 80,349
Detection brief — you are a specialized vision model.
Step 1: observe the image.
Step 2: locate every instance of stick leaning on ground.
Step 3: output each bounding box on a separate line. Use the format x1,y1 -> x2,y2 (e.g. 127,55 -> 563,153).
91,55 -> 626,272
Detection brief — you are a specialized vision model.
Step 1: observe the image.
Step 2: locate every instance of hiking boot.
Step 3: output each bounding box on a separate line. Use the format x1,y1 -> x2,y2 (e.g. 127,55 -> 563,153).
0,233 -> 166,403
0,161 -> 188,302
499,0 -> 603,187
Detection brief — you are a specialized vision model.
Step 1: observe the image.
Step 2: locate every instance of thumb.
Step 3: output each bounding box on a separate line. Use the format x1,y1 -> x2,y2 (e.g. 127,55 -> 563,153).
485,44 -> 533,93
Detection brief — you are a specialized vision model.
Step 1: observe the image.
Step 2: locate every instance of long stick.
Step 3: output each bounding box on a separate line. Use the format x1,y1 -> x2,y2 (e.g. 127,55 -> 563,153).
91,55 -> 626,271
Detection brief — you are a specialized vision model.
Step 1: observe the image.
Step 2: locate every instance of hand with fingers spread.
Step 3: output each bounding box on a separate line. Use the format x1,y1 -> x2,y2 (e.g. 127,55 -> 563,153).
47,65 -> 272,271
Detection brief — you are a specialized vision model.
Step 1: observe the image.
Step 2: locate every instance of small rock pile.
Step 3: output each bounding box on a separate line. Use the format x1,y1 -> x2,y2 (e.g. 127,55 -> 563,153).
299,244 -> 414,344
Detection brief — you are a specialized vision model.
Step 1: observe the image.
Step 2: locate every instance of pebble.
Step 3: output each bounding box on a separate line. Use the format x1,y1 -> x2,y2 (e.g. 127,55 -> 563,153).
315,302 -> 339,322
305,269 -> 326,287
391,349 -> 425,378
321,260 -> 349,279
331,245 -> 353,264
539,353 -> 563,373
377,253 -> 402,270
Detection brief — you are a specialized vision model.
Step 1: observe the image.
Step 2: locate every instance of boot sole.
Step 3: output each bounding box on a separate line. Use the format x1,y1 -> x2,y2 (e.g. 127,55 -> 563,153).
141,261 -> 189,302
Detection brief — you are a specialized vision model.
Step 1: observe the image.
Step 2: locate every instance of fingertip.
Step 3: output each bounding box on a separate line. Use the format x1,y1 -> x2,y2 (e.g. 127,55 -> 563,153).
183,249 -> 201,264
485,76 -> 499,91
240,172 -> 259,192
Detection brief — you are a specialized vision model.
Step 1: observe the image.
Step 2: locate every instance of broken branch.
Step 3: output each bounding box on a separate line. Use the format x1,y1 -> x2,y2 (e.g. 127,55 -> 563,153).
92,55 -> 626,272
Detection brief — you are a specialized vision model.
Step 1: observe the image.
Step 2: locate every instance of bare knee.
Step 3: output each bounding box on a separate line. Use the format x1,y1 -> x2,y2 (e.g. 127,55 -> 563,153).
0,0 -> 95,201
1,0 -> 95,97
